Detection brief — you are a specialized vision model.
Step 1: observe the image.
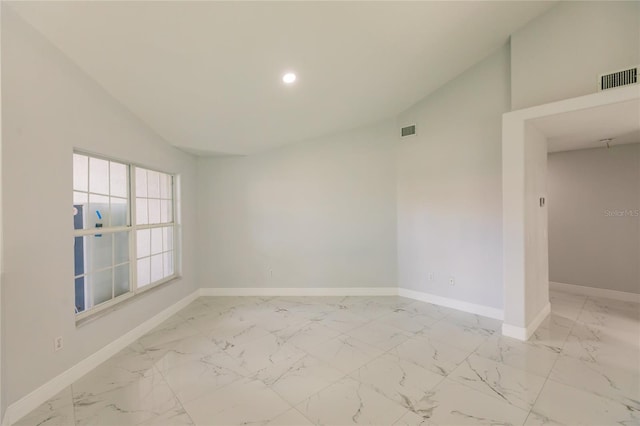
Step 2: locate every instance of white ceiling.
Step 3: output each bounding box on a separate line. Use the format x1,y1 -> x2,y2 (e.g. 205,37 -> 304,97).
8,1 -> 555,155
532,98 -> 640,153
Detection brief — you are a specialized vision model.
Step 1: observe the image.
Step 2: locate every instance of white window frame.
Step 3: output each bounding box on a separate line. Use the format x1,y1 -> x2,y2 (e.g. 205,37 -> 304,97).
73,151 -> 179,320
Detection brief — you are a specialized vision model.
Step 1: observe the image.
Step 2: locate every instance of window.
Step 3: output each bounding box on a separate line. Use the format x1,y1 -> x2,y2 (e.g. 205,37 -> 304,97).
73,152 -> 177,317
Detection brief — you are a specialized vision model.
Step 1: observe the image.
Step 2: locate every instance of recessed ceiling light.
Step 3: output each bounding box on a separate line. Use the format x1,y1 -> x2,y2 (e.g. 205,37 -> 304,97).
282,72 -> 296,84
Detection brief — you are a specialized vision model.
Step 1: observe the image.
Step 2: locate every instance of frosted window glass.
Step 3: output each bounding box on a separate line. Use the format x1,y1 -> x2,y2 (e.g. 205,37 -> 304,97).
137,258 -> 150,287
114,231 -> 129,264
88,194 -> 109,230
163,251 -> 174,277
73,154 -> 88,192
136,198 -> 148,225
89,157 -> 109,195
162,227 -> 173,252
136,168 -> 147,198
148,171 -> 160,198
110,162 -> 128,198
136,229 -> 151,259
88,233 -> 112,272
151,254 -> 163,283
160,200 -> 172,223
114,263 -> 130,297
151,227 -> 163,255
73,191 -> 88,205
91,269 -> 113,306
160,174 -> 171,199
110,197 -> 128,227
148,199 -> 161,224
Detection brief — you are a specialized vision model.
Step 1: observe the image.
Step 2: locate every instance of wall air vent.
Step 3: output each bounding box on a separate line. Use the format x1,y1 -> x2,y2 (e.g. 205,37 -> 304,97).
599,66 -> 638,91
401,125 -> 416,137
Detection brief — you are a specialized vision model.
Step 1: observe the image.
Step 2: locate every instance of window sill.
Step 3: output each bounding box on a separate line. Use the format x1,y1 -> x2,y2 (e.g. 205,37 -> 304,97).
75,275 -> 182,328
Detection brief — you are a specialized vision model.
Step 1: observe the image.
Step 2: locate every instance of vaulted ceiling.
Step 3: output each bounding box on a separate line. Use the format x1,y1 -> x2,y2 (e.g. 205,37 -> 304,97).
8,1 -> 555,155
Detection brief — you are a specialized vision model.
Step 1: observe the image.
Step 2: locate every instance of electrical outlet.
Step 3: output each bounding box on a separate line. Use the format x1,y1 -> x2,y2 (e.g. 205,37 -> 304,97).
54,336 -> 63,352
428,272 -> 435,282
449,277 -> 455,286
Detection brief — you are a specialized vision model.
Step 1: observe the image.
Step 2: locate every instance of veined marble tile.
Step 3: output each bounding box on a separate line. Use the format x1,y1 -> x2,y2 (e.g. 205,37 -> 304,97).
267,297 -> 337,319
391,337 -> 471,377
224,333 -> 307,374
251,306 -> 314,333
206,317 -> 272,349
265,408 -> 314,426
548,354 -> 640,409
444,311 -> 502,333
149,334 -> 220,370
253,354 -> 345,405
304,335 -> 385,374
374,309 -> 437,334
182,305 -> 241,332
345,320 -> 411,351
13,387 -> 74,426
72,344 -> 158,397
274,320 -> 342,352
311,296 -> 372,310
527,312 -> 574,352
160,353 -> 246,404
73,368 -> 182,426
350,353 -> 444,413
181,378 -> 291,426
549,297 -> 584,321
562,320 -> 640,369
175,299 -> 214,321
404,301 -> 453,320
448,354 -> 546,410
311,309 -> 372,333
523,411 -> 566,426
577,305 -> 640,335
137,408 -> 194,426
417,318 -> 494,352
138,316 -> 200,350
582,296 -> 640,315
393,410 -> 433,426
399,379 -> 529,426
296,377 -> 407,425
346,298 -> 409,320
530,379 -> 640,425
475,335 -> 560,377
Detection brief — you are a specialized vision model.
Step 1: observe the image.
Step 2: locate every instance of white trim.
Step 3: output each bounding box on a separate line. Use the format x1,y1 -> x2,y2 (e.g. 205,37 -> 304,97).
397,288 -> 504,320
502,302 -> 550,341
550,281 -> 640,303
2,290 -> 200,426
200,287 -> 398,297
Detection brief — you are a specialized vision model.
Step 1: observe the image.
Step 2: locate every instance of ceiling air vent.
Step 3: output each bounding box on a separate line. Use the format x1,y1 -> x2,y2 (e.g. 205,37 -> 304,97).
401,125 -> 416,137
599,66 -> 638,91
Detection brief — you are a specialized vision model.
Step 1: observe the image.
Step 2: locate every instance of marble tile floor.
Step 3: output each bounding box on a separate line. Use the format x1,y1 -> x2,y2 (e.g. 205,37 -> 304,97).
16,291 -> 640,425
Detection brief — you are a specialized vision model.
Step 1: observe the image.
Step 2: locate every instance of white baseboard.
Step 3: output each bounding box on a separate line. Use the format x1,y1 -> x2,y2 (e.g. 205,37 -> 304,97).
397,288 -> 504,320
200,287 -> 398,297
2,290 -> 200,426
550,281 -> 640,303
502,302 -> 551,341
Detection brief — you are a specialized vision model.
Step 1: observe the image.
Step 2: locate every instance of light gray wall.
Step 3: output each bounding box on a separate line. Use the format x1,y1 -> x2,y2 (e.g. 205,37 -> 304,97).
548,144 -> 640,294
1,8 -> 198,407
396,45 -> 509,310
197,120 -> 397,289
511,1 -> 640,110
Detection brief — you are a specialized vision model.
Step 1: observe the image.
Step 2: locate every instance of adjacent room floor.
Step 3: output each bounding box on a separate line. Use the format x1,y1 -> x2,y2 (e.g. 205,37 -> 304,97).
16,291 -> 640,425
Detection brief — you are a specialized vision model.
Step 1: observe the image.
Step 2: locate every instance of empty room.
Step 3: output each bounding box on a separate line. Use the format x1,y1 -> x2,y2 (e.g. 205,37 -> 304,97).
1,1 -> 639,425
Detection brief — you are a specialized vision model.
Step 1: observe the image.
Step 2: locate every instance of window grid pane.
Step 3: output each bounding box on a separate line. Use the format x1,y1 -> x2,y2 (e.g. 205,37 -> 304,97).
75,155 -> 177,314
